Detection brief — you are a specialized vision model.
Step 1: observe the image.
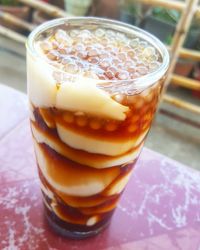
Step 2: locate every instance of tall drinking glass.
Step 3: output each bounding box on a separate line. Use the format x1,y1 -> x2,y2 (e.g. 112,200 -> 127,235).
26,17 -> 169,239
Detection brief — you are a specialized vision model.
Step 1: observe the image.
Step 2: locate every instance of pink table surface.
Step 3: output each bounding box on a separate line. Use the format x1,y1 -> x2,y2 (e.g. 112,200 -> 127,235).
0,87 -> 200,250
0,84 -> 28,139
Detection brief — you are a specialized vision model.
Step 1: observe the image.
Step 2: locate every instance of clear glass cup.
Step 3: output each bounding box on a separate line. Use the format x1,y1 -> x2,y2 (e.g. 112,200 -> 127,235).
26,17 -> 169,239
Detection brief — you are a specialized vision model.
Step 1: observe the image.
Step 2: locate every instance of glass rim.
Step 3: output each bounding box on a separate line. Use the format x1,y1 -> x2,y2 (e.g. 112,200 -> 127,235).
26,17 -> 170,89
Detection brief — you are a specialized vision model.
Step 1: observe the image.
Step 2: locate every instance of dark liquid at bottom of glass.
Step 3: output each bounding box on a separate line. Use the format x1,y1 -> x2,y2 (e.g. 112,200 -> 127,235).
44,205 -> 113,239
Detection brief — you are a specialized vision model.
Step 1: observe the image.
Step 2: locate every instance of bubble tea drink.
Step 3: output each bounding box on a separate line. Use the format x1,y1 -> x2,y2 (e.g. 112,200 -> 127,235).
27,18 -> 169,238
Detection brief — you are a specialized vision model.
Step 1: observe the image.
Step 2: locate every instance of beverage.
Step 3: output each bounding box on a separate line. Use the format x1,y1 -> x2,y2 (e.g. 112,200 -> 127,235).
27,18 -> 169,239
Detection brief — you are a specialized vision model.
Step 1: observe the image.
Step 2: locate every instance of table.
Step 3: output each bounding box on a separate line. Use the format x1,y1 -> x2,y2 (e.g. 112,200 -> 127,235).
0,84 -> 200,250
0,84 -> 28,139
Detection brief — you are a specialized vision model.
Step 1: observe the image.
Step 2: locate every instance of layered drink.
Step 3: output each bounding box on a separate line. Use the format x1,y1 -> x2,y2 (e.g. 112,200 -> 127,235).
27,18 -> 169,238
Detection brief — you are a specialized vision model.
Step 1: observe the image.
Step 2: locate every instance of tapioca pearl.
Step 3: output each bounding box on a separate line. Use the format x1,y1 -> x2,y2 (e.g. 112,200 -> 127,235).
142,47 -> 156,57
106,67 -> 116,76
54,29 -> 65,41
99,59 -> 111,69
106,30 -> 115,37
100,37 -> 108,45
52,40 -> 59,49
136,58 -> 144,66
136,66 -> 148,75
83,71 -> 99,79
139,41 -> 148,50
69,47 -> 77,55
113,94 -> 124,103
127,50 -> 135,60
76,116 -> 88,127
113,47 -> 120,54
128,125 -> 138,133
95,28 -> 105,38
124,59 -> 135,68
116,32 -> 124,39
63,112 -> 74,123
109,40 -> 118,48
116,63 -> 124,72
100,49 -> 111,56
98,74 -> 107,80
149,61 -> 161,71
65,63 -> 79,74
88,48 -> 100,57
118,40 -> 129,47
136,59 -> 146,67
46,50 -> 60,61
56,31 -> 73,47
140,105 -> 149,115
85,45 -> 92,51
131,56 -> 141,64
116,70 -> 129,80
126,95 -> 137,105
89,119 -> 102,130
127,66 -> 136,74
80,29 -> 92,37
105,122 -> 119,132
92,65 -> 105,75
40,41 -> 52,52
130,72 -> 140,79
69,29 -> 79,38
112,58 -> 121,66
129,38 -> 140,48
142,58 -> 150,67
124,96 -> 134,106
65,55 -> 77,61
88,57 -> 100,64
56,58 -> 64,66
124,45 -> 133,52
75,43 -> 85,51
143,111 -> 152,122
143,90 -> 154,103
118,52 -> 127,61
74,36 -> 84,44
86,216 -> 99,226
57,47 -> 67,55
74,111 -> 85,116
137,53 -> 147,63
99,53 -> 109,60
134,98 -> 144,109
76,50 -> 88,59
105,46 -> 117,54
149,53 -> 159,61
116,32 -> 127,42
94,43 -> 104,49
145,93 -> 155,104
131,115 -> 140,123
61,56 -> 73,65
104,70 -> 115,79
134,47 -> 143,55
85,38 -> 94,46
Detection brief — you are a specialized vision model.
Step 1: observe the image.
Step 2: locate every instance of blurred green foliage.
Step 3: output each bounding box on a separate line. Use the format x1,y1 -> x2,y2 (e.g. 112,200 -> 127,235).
0,0 -> 19,6
152,7 -> 180,25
